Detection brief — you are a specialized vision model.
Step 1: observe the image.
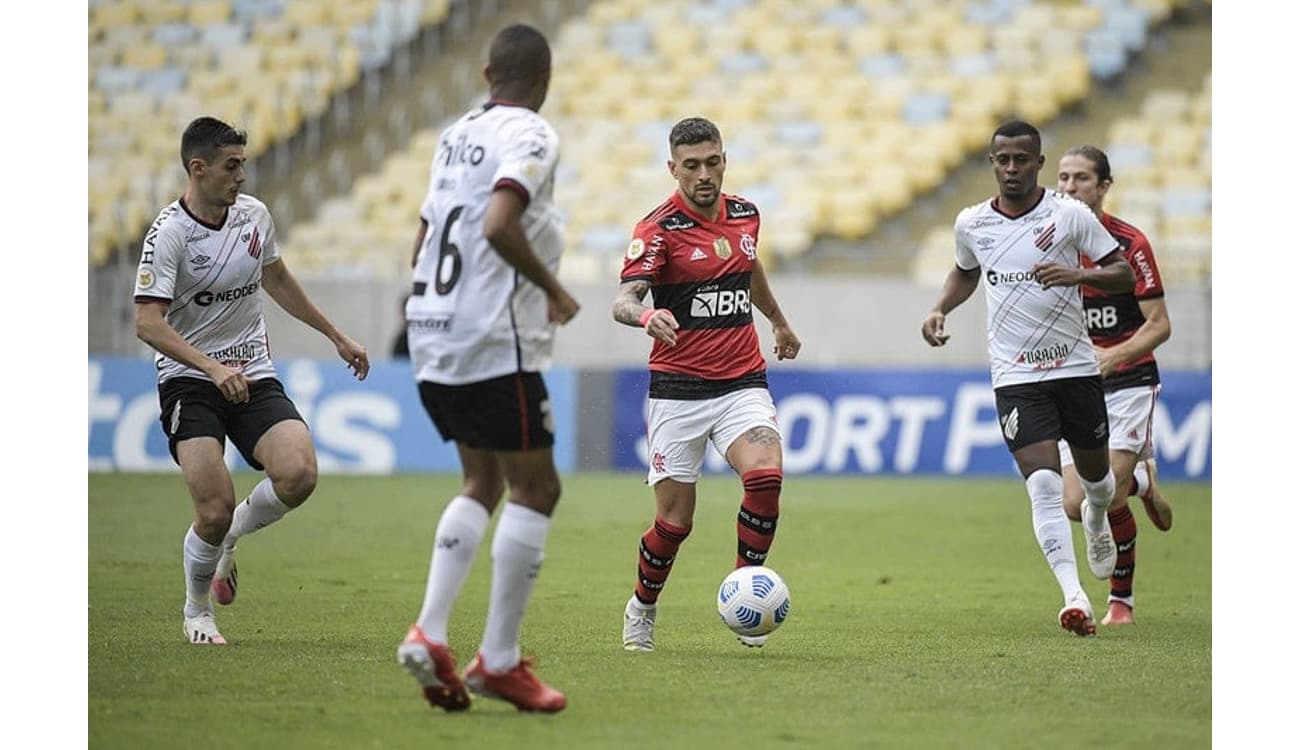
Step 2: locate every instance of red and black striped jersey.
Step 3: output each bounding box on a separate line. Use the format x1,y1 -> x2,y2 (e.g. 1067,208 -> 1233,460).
620,191 -> 766,399
1080,212 -> 1165,390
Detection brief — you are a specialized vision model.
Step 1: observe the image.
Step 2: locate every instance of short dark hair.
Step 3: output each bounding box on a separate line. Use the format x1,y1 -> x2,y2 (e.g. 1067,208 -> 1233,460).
180,116 -> 247,173
991,119 -> 1041,154
669,117 -> 722,150
1062,145 -> 1113,183
487,24 -> 551,84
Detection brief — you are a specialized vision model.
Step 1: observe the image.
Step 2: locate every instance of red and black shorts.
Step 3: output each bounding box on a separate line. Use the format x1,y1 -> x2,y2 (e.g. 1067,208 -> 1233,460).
158,376 -> 305,470
993,375 -> 1110,453
418,371 -> 554,452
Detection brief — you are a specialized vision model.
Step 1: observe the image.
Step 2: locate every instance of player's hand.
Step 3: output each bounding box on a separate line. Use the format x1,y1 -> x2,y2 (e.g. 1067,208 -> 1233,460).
335,335 -> 370,381
1031,262 -> 1082,289
921,311 -> 949,347
641,308 -> 679,346
1095,344 -> 1120,378
209,364 -> 252,403
548,288 -> 580,325
773,324 -> 801,361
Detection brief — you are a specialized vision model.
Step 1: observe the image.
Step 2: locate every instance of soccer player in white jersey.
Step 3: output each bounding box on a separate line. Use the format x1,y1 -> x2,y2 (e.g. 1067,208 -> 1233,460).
134,116 -> 370,646
395,24 -> 578,714
920,120 -> 1136,636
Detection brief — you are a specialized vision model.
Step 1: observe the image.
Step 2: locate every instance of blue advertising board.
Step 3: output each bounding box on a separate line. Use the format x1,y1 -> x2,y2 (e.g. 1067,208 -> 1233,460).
611,369 -> 1212,479
88,358 -> 577,473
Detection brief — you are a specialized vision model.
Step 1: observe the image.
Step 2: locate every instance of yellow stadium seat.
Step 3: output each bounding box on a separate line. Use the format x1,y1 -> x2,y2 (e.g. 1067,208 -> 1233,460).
283,0 -> 330,28
1059,4 -> 1103,31
797,25 -> 841,55
1014,75 -> 1062,122
120,44 -> 169,71
332,0 -> 380,29
188,0 -> 231,26
842,26 -> 889,57
1013,4 -> 1056,34
137,0 -> 189,25
1142,89 -> 1191,122
1132,0 -> 1176,24
421,0 -> 450,26
893,25 -> 935,58
941,26 -> 988,56
94,2 -> 140,27
1155,125 -> 1203,167
751,26 -> 798,57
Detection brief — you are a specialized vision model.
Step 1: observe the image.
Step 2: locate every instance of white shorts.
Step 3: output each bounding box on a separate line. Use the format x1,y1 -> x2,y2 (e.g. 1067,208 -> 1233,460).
1060,384 -> 1160,466
646,388 -> 781,485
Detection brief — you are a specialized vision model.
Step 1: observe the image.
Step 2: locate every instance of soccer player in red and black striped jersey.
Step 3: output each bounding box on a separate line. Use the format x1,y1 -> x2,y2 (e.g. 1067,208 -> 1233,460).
1057,145 -> 1175,626
613,117 -> 802,651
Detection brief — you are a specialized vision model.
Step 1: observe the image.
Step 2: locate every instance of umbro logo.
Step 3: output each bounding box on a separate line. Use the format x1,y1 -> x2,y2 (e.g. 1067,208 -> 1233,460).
690,248 -> 707,261
436,536 -> 460,550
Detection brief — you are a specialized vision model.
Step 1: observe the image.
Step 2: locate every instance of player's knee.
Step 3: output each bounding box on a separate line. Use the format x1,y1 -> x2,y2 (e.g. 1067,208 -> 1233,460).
514,474 -> 561,512
194,502 -> 234,541
273,455 -> 318,507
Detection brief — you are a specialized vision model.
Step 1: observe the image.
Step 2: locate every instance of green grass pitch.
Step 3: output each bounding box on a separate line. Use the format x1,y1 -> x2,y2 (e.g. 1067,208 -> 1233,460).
89,472 -> 1210,749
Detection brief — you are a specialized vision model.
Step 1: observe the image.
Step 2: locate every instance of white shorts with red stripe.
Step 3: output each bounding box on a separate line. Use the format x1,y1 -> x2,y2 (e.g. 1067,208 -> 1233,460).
1059,384 -> 1160,466
646,388 -> 780,485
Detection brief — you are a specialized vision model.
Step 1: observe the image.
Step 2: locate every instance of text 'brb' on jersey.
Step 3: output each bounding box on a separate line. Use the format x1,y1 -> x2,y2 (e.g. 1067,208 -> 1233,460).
954,189 -> 1120,389
621,192 -> 766,398
406,101 -> 564,386
1079,212 -> 1165,391
133,194 -> 281,384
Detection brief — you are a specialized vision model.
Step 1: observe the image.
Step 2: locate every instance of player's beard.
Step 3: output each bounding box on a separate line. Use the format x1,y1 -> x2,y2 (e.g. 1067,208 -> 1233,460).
693,184 -> 718,206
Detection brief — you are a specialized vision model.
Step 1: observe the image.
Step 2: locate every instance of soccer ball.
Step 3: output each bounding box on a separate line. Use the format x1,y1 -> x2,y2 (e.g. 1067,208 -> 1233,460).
717,565 -> 791,638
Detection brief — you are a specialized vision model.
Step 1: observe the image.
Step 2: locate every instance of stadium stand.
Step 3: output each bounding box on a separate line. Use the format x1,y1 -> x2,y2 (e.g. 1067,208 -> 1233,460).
91,0 -> 1208,289
274,0 -> 1210,284
87,0 -> 452,266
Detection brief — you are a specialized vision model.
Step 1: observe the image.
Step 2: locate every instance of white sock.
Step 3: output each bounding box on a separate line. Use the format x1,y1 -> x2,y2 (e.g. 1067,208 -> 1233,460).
225,478 -> 291,550
183,525 -> 222,617
480,502 -> 551,672
1079,470 -> 1116,534
1132,462 -> 1151,497
416,495 -> 490,644
1025,469 -> 1084,605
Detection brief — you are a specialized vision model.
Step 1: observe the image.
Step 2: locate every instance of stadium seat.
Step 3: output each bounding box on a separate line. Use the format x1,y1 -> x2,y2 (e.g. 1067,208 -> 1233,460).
188,0 -> 233,26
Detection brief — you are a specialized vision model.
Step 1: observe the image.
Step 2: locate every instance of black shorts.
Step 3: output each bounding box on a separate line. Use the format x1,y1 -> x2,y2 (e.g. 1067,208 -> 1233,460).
418,371 -> 554,452
993,376 -> 1109,453
158,376 -> 304,470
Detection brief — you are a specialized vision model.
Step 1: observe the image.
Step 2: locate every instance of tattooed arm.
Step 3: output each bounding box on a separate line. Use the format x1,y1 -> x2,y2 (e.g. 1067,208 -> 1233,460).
613,279 -> 679,346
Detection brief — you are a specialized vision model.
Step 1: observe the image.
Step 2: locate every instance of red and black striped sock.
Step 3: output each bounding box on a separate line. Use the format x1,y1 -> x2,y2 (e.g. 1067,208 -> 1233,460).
1108,501 -> 1138,600
737,468 -> 782,568
634,517 -> 690,605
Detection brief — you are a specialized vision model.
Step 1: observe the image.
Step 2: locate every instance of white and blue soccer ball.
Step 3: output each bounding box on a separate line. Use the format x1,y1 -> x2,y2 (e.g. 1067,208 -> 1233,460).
717,565 -> 791,638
